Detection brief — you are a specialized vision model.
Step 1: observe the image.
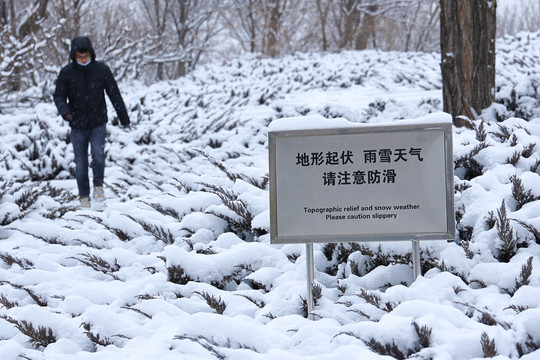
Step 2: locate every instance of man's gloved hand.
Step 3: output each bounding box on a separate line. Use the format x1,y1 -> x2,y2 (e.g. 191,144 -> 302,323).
63,114 -> 72,121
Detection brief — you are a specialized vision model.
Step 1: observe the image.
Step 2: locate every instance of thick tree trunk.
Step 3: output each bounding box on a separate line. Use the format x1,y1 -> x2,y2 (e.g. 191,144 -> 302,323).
440,0 -> 496,125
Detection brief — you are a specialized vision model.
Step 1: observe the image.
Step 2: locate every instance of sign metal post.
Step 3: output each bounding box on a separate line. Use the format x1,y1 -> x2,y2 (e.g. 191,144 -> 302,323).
306,242 -> 315,320
412,239 -> 421,280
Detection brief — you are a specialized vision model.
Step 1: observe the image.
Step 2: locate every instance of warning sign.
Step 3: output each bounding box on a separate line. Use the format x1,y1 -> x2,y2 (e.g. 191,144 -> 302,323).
268,117 -> 455,244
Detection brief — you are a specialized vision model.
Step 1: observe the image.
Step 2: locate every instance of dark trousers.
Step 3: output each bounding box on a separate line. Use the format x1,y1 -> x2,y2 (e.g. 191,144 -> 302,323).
71,124 -> 106,197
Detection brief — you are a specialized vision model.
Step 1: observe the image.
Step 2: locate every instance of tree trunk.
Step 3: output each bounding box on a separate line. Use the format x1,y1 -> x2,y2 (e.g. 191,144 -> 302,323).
0,1 -> 8,26
17,0 -> 49,40
263,0 -> 282,57
338,0 -> 361,49
315,0 -> 329,51
355,6 -> 376,50
247,5 -> 257,53
440,0 -> 497,126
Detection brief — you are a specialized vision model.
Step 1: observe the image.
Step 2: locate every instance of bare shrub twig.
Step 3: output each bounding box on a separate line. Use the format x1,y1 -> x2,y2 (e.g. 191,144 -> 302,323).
496,200 -> 517,262
481,332 -> 497,357
126,214 -> 175,244
195,291 -> 227,315
1,315 -> 56,349
69,253 -> 121,280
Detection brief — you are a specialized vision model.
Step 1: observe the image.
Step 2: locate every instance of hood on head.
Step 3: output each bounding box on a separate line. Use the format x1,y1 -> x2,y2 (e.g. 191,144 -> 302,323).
70,36 -> 96,63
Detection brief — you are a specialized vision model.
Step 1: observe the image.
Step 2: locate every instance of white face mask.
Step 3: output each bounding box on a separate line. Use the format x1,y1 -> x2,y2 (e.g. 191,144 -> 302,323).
77,59 -> 92,66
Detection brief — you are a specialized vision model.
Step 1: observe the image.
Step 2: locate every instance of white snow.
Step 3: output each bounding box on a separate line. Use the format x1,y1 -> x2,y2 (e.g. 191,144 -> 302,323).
1,32 -> 540,359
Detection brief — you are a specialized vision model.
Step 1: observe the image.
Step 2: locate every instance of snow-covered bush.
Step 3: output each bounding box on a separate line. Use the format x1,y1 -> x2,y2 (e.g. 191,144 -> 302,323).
1,32 -> 540,359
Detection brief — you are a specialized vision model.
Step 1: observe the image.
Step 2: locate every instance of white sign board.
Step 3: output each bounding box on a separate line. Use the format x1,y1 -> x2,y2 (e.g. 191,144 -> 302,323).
268,116 -> 455,244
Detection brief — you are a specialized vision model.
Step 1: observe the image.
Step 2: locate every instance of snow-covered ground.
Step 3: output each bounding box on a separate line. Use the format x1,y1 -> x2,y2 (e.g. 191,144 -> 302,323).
1,32 -> 540,359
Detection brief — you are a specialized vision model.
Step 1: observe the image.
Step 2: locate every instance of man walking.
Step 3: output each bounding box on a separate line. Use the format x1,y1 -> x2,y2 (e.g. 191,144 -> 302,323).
54,36 -> 130,208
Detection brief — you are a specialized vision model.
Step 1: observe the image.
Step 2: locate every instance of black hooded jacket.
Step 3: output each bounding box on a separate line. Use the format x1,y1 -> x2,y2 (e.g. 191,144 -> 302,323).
53,36 -> 130,129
